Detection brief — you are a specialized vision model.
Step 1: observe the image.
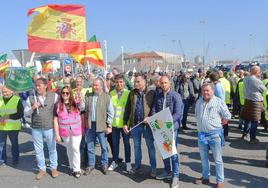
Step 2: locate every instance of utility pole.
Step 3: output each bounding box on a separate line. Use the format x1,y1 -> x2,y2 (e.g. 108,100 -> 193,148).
121,46 -> 124,72
104,40 -> 108,71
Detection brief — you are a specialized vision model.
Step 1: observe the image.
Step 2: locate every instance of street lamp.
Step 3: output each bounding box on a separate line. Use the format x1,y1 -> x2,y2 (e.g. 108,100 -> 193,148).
200,20 -> 206,67
103,40 -> 108,71
249,34 -> 253,61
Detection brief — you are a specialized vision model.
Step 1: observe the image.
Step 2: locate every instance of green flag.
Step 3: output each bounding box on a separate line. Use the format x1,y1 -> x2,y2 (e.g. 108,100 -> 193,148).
0,54 -> 7,64
5,67 -> 34,92
88,35 -> 97,42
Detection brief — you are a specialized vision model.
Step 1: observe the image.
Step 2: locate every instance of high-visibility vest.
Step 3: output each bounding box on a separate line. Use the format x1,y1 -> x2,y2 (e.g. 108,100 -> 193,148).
237,80 -> 245,106
263,79 -> 268,88
110,89 -> 129,128
0,95 -> 21,131
57,104 -> 82,137
219,77 -> 231,105
263,89 -> 268,121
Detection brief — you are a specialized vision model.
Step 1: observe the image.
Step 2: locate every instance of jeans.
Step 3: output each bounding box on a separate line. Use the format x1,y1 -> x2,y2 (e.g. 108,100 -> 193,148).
163,130 -> 179,177
0,130 -> 19,163
131,125 -> 156,170
182,99 -> 191,127
32,128 -> 58,171
112,127 -> 131,163
198,134 -> 224,183
62,135 -> 82,172
243,121 -> 258,140
86,122 -> 108,167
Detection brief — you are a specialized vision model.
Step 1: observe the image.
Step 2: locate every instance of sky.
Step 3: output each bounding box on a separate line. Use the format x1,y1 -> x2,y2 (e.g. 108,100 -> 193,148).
1,0 -> 268,63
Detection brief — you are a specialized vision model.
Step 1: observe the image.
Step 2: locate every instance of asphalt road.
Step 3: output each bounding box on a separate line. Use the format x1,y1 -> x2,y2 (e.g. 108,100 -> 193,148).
0,113 -> 267,188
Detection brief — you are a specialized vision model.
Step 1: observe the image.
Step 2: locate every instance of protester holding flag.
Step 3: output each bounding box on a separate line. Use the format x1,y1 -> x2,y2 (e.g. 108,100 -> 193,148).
0,86 -> 23,166
25,78 -> 59,180
123,73 -> 157,177
152,76 -> 183,188
108,74 -> 131,172
54,86 -> 82,178
195,82 -> 231,188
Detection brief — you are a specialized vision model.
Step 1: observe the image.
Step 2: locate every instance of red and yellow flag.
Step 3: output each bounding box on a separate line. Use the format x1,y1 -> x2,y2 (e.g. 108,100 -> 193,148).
42,61 -> 53,73
27,4 -> 87,54
71,41 -> 104,67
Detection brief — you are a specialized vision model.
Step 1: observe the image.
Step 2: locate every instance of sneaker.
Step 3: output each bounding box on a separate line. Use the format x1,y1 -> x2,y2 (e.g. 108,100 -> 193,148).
108,161 -> 118,171
195,177 -> 210,185
156,171 -> 172,180
51,169 -> 59,178
73,171 -> 81,178
101,165 -> 108,175
83,166 -> 94,175
129,166 -> 141,175
249,138 -> 259,144
171,177 -> 179,188
126,162 -> 132,172
150,168 -> 157,178
36,170 -> 46,180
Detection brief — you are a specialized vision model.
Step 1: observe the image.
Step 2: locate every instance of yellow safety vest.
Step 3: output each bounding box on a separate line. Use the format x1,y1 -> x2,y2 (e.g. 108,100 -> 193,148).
219,77 -> 231,105
110,89 -> 129,128
51,81 -> 57,90
0,95 -> 21,131
263,79 -> 268,88
263,89 -> 268,121
237,80 -> 245,106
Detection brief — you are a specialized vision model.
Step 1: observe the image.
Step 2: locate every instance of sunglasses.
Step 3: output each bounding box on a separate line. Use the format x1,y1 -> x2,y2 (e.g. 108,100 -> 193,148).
62,92 -> 70,96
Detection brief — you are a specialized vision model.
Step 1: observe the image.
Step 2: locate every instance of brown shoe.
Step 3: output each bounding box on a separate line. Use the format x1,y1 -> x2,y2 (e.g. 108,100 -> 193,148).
216,183 -> 224,188
36,170 -> 46,180
51,169 -> 59,178
195,177 -> 210,185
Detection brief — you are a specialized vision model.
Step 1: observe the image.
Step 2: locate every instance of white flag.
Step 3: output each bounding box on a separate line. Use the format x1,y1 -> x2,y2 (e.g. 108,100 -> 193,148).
148,108 -> 177,159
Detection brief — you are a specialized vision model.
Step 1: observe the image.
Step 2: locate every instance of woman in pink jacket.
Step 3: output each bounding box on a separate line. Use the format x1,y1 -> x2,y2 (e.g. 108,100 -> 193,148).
54,86 -> 82,178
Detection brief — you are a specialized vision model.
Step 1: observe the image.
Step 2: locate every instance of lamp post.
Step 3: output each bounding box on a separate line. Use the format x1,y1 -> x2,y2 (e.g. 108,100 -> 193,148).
104,40 -> 108,71
200,20 -> 206,67
249,34 -> 253,61
121,46 -> 124,72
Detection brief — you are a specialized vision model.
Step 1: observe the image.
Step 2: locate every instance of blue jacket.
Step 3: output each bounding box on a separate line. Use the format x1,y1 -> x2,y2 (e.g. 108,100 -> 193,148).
151,89 -> 183,130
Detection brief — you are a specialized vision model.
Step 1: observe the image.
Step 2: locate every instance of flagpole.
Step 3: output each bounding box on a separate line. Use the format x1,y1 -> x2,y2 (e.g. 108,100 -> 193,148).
29,52 -> 36,66
104,40 -> 108,71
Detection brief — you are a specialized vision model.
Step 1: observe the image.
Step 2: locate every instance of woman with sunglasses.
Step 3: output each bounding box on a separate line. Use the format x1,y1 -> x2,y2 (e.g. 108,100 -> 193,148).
54,86 -> 82,178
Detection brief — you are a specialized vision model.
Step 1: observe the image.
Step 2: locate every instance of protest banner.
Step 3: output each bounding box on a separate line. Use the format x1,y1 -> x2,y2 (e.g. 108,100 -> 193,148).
5,67 -> 34,92
148,108 -> 177,159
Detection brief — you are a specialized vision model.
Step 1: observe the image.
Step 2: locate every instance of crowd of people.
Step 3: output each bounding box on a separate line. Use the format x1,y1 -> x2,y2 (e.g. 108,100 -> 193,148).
0,66 -> 267,188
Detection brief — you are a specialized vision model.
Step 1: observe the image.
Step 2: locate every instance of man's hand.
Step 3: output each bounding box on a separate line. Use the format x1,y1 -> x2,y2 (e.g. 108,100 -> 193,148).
32,102 -> 41,110
143,117 -> 149,124
106,127 -> 112,134
123,125 -> 130,134
221,118 -> 229,125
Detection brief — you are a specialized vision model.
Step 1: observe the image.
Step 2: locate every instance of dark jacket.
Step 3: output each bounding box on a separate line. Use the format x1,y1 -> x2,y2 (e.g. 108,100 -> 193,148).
175,80 -> 195,102
151,89 -> 183,130
123,88 -> 154,127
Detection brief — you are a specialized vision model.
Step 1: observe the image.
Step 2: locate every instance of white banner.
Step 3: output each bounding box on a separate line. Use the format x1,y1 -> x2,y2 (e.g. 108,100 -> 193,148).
148,108 -> 177,159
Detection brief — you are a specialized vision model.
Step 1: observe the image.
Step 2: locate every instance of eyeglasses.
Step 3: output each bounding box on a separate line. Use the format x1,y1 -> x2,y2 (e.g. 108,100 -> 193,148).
62,92 -> 70,96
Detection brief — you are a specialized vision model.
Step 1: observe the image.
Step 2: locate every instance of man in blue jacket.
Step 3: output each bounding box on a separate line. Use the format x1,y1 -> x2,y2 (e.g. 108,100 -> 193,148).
152,76 -> 183,188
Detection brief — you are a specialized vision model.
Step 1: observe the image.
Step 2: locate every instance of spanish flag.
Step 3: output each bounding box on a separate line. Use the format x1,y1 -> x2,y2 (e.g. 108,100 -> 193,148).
71,35 -> 104,67
27,4 -> 87,54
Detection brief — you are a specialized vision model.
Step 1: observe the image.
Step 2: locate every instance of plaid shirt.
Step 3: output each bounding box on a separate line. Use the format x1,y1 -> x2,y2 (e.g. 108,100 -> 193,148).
195,95 -> 231,133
